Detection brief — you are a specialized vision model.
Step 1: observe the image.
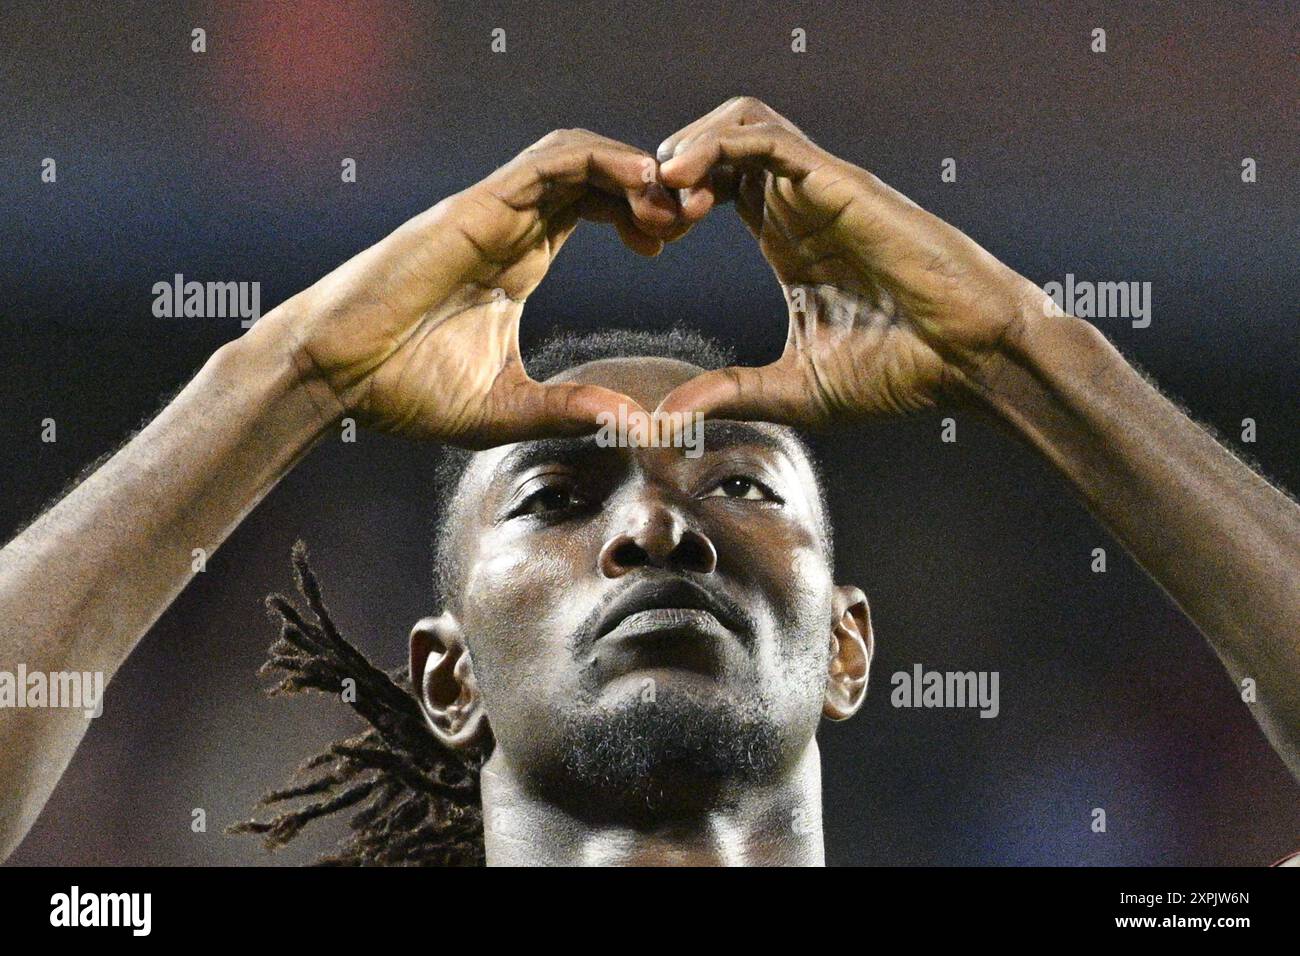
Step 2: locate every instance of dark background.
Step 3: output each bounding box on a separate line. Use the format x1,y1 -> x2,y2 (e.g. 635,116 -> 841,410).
2,0 -> 1296,865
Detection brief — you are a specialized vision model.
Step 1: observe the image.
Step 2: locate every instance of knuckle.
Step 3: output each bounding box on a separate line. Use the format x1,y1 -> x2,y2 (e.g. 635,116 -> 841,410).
533,128 -> 571,149
691,128 -> 721,148
729,95 -> 768,114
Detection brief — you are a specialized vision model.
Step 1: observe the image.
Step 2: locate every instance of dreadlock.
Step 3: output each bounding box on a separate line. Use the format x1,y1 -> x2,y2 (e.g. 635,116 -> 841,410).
228,541 -> 488,865
232,327 -> 829,865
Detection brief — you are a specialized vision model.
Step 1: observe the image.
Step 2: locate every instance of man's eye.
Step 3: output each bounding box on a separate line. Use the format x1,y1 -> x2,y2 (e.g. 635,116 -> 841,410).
703,476 -> 780,502
514,485 -> 584,517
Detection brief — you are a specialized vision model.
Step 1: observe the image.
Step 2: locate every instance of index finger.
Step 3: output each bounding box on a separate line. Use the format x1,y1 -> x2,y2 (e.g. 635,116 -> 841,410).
485,130 -> 680,233
655,96 -> 805,164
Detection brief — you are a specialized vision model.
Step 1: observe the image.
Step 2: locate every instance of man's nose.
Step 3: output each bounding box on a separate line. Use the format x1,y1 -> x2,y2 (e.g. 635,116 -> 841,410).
597,499 -> 718,578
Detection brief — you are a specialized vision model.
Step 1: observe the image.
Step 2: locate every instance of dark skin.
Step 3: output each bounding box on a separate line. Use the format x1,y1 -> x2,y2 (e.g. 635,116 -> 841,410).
2,99 -> 1297,864
410,357 -> 871,864
409,98 -> 1300,863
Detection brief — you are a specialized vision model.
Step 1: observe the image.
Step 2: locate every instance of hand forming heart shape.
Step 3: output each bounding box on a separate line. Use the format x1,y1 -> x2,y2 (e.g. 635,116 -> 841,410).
245,96 -> 1047,448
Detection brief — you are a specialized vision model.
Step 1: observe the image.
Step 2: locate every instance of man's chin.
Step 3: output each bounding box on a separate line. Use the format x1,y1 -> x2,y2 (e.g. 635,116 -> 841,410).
547,681 -> 786,821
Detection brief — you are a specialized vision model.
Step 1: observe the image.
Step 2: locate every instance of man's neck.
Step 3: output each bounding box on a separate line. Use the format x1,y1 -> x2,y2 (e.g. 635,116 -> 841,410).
479,744 -> 826,866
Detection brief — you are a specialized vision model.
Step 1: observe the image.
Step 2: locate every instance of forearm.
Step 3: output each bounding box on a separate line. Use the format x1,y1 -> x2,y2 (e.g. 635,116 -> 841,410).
971,314 -> 1300,775
0,319 -> 330,857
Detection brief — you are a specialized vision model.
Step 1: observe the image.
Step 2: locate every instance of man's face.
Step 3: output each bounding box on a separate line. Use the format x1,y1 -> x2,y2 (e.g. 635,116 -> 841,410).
443,357 -> 838,814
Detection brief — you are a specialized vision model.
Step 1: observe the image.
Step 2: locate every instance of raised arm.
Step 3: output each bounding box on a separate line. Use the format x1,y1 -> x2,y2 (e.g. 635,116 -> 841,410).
654,97 -> 1300,777
966,309 -> 1300,774
0,129 -> 671,860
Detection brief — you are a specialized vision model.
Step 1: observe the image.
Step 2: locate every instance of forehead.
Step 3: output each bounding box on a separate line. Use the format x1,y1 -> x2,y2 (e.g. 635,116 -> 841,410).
549,355 -> 705,409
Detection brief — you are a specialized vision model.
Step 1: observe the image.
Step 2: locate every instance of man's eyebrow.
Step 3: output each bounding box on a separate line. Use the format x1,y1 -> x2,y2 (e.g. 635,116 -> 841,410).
700,421 -> 798,459
494,436 -> 602,479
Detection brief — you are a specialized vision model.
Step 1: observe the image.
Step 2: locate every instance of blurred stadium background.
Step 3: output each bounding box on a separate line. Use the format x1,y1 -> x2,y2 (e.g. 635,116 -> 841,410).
1,0 -> 1296,864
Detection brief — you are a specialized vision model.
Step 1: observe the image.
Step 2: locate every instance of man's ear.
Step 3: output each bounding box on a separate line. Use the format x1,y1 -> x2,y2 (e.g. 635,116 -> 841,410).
409,613 -> 486,749
824,585 -> 873,720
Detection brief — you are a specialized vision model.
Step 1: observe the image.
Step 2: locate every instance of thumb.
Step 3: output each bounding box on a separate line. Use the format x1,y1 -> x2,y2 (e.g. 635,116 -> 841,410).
508,381 -> 648,441
654,363 -> 818,428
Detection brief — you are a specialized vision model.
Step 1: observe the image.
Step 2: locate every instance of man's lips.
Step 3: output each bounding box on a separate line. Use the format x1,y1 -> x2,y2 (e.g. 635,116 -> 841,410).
594,578 -> 749,644
601,607 -> 730,644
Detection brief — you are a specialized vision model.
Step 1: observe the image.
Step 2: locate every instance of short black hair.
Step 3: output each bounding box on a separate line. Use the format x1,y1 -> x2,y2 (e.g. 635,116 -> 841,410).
432,327 -> 831,600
